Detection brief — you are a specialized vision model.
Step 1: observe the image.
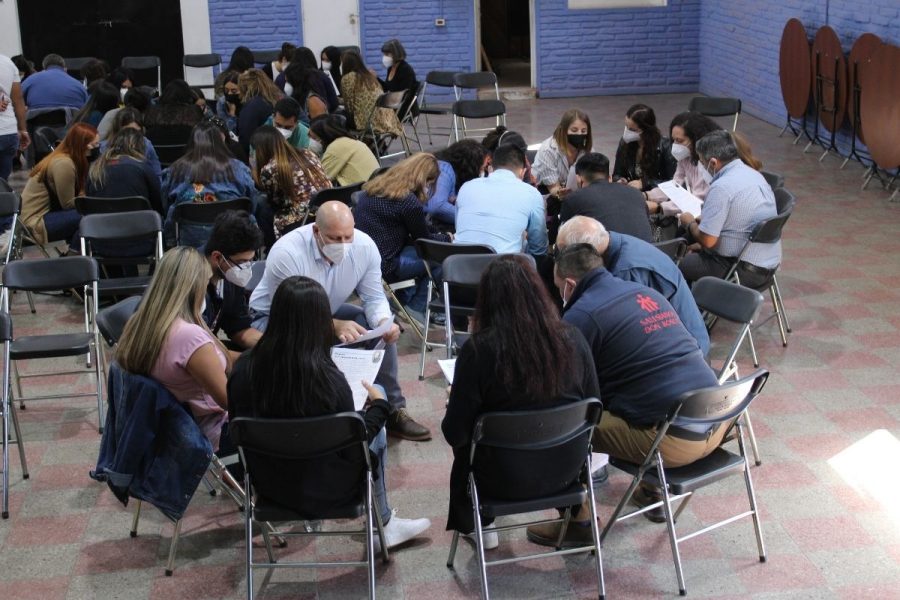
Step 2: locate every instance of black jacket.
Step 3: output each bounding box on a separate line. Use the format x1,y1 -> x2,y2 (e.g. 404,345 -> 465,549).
612,137 -> 678,191
560,179 -> 654,243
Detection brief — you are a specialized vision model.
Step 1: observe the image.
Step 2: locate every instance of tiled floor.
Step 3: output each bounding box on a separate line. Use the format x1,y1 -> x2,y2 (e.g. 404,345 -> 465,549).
2,94 -> 900,599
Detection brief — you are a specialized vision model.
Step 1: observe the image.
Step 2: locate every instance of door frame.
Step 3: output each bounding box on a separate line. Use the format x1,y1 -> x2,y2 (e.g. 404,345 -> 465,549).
473,0 -> 536,88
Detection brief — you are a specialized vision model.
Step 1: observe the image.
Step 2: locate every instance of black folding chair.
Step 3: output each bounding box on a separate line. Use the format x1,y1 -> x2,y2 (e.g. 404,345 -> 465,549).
418,71 -> 460,145
1,311 -> 28,519
773,187 -> 795,215
687,96 -> 742,131
183,53 -> 222,99
451,100 -> 506,143
79,211 -> 163,298
301,182 -> 364,225
723,210 -> 793,348
230,413 -> 390,600
251,50 -> 281,66
1,257 -> 104,432
761,170 -> 785,192
357,91 -> 412,163
0,192 -> 38,312
63,56 -> 97,78
693,277 -> 765,465
121,56 -> 162,95
600,370 -> 769,596
74,196 -> 153,215
653,237 -> 688,264
96,296 -> 142,348
146,124 -> 193,168
414,240 -> 495,379
446,399 -> 606,600
173,198 -> 253,247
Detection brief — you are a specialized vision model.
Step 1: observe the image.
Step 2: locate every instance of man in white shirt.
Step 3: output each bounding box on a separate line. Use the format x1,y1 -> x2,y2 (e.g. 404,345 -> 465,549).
0,54 -> 30,181
249,201 -> 432,441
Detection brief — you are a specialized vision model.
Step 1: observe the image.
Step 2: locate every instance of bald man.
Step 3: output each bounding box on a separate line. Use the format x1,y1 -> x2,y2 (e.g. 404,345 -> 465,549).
556,216 -> 709,356
248,201 -> 432,441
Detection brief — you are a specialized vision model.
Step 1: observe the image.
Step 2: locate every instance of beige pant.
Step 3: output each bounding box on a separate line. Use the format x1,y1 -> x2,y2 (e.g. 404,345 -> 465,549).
592,411 -> 729,468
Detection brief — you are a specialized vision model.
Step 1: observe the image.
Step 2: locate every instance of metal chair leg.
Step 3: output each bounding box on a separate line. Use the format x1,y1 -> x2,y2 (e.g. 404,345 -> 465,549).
130,499 -> 142,537
747,329 -> 760,368
1,384 -> 9,519
743,410 -> 762,466
656,456 -> 687,596
585,456 -> 606,600
469,476 -> 490,600
12,362 -> 23,410
737,424 -> 767,562
365,475 -> 376,600
26,292 -> 36,314
165,519 -> 182,576
446,530 -> 461,568
9,400 -> 27,479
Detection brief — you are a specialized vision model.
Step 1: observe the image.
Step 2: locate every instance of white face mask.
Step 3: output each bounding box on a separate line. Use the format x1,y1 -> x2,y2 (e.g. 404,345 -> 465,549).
120,87 -> 128,101
308,138 -> 324,156
321,60 -> 332,71
276,126 -> 293,139
222,260 -> 254,288
671,143 -> 691,162
561,280 -> 572,309
699,161 -> 714,184
382,55 -> 394,68
318,233 -> 350,264
622,127 -> 641,144
283,81 -> 294,97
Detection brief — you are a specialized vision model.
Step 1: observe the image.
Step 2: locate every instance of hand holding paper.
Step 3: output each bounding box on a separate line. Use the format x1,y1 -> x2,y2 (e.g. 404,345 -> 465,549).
658,180 -> 703,217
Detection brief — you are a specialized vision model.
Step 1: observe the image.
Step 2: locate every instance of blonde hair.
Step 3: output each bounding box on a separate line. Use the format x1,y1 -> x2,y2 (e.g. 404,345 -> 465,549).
553,109 -> 592,154
116,247 -> 225,374
732,131 -> 763,171
238,68 -> 283,106
362,153 -> 438,202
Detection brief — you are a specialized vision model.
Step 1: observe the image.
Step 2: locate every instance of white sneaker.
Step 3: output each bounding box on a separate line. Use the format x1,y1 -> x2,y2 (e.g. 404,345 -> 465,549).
463,524 -> 499,550
0,228 -> 12,257
374,512 -> 431,551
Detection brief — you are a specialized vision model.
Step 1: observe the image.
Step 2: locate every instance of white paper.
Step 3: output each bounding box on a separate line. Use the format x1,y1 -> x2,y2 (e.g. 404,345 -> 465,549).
335,315 -> 394,348
331,347 -> 386,410
658,180 -> 703,217
438,358 -> 456,385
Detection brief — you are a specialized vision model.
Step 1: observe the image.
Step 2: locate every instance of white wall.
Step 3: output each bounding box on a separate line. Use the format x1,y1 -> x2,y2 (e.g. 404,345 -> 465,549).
180,0 -> 214,86
0,1 -> 23,57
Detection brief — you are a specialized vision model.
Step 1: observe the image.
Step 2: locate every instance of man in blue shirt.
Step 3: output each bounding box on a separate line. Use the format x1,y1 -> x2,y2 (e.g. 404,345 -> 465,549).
557,216 -> 709,356
21,54 -> 88,109
454,144 -> 548,256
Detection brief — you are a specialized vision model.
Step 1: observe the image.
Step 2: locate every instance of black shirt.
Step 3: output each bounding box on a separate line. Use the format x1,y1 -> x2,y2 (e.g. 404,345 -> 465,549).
203,279 -> 253,341
559,179 -> 653,243
86,156 -> 164,215
612,137 -> 678,191
237,96 -> 274,153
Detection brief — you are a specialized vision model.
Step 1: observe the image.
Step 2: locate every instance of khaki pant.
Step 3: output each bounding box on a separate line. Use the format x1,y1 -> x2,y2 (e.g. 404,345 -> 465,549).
592,411 -> 729,469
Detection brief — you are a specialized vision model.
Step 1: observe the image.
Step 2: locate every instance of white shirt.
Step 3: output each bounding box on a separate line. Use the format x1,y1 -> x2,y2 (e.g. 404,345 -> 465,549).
249,223 -> 392,328
0,55 -> 21,136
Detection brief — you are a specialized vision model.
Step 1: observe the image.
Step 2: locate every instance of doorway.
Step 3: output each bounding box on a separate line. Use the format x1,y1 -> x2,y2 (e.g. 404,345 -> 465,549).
302,0 -> 360,62
17,0 -> 185,87
477,0 -> 534,89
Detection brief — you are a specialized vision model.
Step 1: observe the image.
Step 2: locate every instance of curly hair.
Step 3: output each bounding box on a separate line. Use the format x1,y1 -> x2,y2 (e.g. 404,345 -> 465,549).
434,139 -> 488,193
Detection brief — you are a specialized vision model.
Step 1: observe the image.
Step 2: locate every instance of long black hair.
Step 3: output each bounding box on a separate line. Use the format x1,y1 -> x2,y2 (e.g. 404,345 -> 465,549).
471,255 -> 574,400
226,46 -> 254,73
625,103 -> 662,183
321,45 -> 342,87
167,121 -> 234,183
434,139 -> 487,194
680,113 -> 723,164
248,276 -> 349,417
72,81 -> 120,124
309,114 -> 351,148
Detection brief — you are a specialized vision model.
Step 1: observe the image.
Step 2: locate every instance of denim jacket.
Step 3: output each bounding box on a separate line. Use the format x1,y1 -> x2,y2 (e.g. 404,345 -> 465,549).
90,363 -> 213,521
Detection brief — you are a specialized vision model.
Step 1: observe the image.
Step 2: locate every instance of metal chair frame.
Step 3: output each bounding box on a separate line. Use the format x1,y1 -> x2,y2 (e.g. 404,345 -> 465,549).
121,56 -> 162,95
1,311 -> 28,519
687,96 -> 742,131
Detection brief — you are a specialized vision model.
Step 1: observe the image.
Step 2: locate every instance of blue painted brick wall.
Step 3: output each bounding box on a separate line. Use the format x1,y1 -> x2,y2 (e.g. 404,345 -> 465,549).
535,0 -> 701,98
699,0 -> 900,154
207,0 -> 303,63
359,0 -> 476,101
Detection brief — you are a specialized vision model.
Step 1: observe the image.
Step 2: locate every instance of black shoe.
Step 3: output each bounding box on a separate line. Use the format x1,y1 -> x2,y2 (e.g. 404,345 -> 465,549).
526,520 -> 597,549
386,408 -> 432,441
631,485 -> 666,523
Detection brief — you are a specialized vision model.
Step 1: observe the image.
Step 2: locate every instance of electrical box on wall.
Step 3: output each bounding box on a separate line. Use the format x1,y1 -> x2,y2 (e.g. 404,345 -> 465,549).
435,18 -> 446,26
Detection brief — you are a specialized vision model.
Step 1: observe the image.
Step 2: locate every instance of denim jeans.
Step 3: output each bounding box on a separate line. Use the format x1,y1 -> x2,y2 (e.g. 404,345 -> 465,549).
0,133 -> 18,181
390,245 -> 436,314
369,424 -> 392,525
43,209 -> 82,246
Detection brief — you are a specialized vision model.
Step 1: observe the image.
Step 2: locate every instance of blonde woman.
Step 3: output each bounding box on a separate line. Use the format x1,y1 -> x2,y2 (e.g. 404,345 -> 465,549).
86,128 -> 162,214
250,125 -> 332,238
354,153 -> 450,320
116,247 -> 232,452
236,68 -> 284,152
340,50 -> 402,136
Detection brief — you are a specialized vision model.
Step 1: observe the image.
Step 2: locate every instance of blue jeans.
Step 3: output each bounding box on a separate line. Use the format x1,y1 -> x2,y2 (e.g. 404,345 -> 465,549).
43,209 -> 81,246
0,133 -> 18,181
369,425 -> 392,524
391,245 -> 435,314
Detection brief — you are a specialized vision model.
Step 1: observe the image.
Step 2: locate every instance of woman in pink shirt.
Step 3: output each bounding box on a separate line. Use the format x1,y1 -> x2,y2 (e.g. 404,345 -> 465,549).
116,246 -> 231,451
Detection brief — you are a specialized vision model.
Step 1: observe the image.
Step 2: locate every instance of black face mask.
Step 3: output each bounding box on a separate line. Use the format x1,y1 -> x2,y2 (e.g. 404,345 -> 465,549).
225,93 -> 241,106
567,133 -> 587,149
88,147 -> 100,162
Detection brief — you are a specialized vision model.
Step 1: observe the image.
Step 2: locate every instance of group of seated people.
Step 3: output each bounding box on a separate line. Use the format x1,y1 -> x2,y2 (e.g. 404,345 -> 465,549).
7,43 -> 785,557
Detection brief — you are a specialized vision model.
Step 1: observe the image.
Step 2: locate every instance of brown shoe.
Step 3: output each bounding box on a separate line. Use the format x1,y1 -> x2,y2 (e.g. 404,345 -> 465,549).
630,484 -> 666,523
526,519 -> 597,549
386,408 -> 432,441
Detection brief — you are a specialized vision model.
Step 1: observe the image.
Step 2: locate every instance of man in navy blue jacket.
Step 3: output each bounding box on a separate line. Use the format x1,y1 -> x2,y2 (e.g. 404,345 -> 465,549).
528,243 -> 721,548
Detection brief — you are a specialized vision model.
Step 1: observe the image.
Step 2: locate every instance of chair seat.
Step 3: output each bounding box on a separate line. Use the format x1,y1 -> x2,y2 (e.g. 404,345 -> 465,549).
252,495 -> 365,523
420,105 -> 453,115
479,480 -> 586,519
10,333 -> 93,359
96,276 -> 151,296
610,447 -> 746,496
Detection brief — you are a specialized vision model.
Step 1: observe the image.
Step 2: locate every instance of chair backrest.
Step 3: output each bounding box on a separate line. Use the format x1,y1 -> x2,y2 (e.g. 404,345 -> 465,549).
452,99 -> 506,120
79,211 -> 162,243
32,125 -> 64,159
121,56 -> 161,70
0,191 -> 20,217
151,143 -> 189,168
75,196 -> 152,215
0,178 -> 12,192
443,253 -> 510,287
334,45 -> 361,56
0,310 -> 12,343
470,398 -> 602,499
748,209 -> 792,245
252,50 -> 281,65
426,70 -> 461,88
415,239 -> 495,273
230,413 -> 370,509
671,369 -> 769,426
183,53 -> 222,69
687,96 -> 742,117
453,71 -> 498,89
96,296 -> 142,346
692,277 -> 764,325
173,198 -> 253,224
653,237 -> 688,263
309,182 -> 363,210
63,57 -> 97,72
773,187 -> 795,215
761,170 -> 785,191
375,91 -> 406,111
2,256 -> 98,291
245,260 -> 266,294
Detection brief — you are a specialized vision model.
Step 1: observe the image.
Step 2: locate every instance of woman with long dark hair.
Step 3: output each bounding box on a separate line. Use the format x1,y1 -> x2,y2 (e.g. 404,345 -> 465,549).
340,49 -> 402,136
428,139 -> 489,229
308,114 -> 379,185
281,47 -> 339,114
72,81 -> 120,128
236,68 -> 284,152
228,276 -> 432,549
442,255 -> 599,548
612,103 -> 677,194
144,79 -> 204,131
250,125 -> 331,237
87,127 -> 163,213
320,45 -> 343,93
